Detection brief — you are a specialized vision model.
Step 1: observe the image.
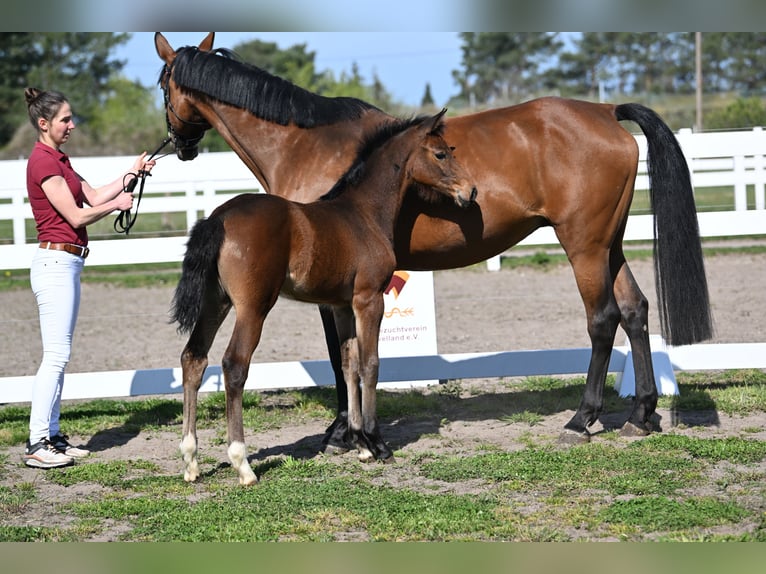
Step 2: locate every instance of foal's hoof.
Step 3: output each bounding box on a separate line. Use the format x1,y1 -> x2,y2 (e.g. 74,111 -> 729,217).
357,448 -> 376,463
322,443 -> 350,456
620,421 -> 651,437
558,429 -> 590,445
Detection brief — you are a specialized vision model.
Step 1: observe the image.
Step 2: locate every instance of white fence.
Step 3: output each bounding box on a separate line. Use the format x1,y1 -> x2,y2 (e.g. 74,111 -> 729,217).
1,128 -> 765,403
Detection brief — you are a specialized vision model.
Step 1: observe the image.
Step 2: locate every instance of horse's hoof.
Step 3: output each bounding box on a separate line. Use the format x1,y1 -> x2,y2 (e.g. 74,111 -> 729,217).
558,429 -> 590,445
322,443 -> 350,456
620,422 -> 651,437
239,475 -> 259,486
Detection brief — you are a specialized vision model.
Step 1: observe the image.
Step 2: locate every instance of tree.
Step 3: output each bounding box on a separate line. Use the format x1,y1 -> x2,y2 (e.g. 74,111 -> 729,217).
232,39 -> 318,88
453,32 -> 562,106
420,83 -> 435,108
0,32 -> 132,150
233,38 -> 394,111
0,33 -> 164,158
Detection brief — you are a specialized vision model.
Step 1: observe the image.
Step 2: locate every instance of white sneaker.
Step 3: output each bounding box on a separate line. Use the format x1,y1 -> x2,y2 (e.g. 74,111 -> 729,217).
49,433 -> 90,458
24,438 -> 74,468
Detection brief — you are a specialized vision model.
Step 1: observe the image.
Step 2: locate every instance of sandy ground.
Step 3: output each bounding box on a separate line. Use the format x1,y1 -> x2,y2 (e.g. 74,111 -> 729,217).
1,251 -> 765,541
2,252 -> 764,378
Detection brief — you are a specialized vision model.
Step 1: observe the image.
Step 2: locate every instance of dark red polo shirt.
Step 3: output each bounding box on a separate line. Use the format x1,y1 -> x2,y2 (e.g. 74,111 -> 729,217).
26,142 -> 88,246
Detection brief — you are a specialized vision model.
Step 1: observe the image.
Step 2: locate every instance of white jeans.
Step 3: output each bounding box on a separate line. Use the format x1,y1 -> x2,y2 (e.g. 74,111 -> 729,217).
28,248 -> 84,443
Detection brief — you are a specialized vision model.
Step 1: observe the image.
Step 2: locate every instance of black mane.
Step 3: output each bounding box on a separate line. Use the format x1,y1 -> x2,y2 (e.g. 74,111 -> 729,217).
162,46 -> 381,128
320,115 -> 433,201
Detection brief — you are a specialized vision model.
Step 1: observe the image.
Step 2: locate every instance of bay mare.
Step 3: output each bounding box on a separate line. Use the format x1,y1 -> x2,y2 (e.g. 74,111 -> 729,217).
170,111 -> 476,484
156,32 -> 713,459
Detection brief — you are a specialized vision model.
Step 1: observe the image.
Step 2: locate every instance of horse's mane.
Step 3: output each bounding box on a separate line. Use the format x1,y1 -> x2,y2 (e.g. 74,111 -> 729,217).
320,115 -> 439,201
163,46 -> 381,128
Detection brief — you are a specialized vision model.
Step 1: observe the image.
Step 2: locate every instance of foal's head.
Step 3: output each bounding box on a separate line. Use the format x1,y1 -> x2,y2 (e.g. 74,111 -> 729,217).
404,109 -> 477,208
322,108 -> 477,208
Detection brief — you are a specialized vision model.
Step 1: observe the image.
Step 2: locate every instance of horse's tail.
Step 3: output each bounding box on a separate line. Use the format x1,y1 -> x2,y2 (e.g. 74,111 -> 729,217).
615,102 -> 713,345
170,215 -> 226,334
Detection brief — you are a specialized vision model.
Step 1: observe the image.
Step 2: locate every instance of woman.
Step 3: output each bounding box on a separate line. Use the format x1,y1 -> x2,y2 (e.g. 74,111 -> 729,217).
24,87 -> 156,468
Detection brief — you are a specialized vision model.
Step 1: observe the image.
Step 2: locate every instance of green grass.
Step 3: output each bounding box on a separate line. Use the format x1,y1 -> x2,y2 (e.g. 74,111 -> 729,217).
1,368 -> 764,541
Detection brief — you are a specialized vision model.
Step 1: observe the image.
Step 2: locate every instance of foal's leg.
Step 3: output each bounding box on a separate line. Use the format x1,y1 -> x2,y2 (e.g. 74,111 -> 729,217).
613,260 -> 658,435
353,292 -> 394,462
561,250 -> 622,443
221,308 -> 268,485
331,307 -> 368,459
318,305 -> 353,454
180,300 -> 231,482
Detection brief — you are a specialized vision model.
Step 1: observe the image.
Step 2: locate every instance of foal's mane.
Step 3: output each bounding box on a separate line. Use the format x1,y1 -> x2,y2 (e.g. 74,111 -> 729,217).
320,115 -> 440,201
162,45 -> 381,128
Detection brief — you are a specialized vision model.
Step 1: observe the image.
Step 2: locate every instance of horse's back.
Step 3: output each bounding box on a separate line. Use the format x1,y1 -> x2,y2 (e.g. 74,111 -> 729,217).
444,97 -> 638,177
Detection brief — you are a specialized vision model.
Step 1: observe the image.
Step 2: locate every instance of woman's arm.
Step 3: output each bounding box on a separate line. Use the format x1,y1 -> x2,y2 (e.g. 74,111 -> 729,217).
42,174 -> 134,229
81,151 -> 156,207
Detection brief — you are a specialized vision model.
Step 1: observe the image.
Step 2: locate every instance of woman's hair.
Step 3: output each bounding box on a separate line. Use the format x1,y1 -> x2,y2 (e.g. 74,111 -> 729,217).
25,87 -> 68,131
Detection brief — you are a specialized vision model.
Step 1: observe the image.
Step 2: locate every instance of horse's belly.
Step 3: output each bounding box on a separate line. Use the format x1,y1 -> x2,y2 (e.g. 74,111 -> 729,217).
280,271 -> 352,305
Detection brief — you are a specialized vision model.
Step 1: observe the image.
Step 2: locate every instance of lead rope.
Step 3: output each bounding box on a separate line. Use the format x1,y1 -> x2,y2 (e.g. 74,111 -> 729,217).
114,137 -> 172,235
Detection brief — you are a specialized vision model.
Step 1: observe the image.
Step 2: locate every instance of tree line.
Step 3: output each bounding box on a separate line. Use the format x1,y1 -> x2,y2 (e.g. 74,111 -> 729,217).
1,32 -> 764,159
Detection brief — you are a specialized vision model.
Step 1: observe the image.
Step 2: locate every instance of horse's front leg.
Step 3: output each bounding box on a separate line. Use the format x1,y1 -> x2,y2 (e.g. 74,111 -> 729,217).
331,306 -> 369,460
353,293 -> 394,463
318,305 -> 353,454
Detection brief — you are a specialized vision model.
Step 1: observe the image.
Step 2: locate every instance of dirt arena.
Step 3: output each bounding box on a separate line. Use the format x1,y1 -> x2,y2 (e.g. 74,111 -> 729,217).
2,251 -> 765,542
2,251 -> 764,378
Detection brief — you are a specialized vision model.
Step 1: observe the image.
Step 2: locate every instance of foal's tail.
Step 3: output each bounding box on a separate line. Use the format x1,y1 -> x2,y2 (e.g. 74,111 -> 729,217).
170,216 -> 226,334
615,103 -> 713,345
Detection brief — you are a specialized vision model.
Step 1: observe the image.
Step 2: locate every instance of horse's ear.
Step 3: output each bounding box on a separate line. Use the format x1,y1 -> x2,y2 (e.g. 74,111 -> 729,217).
155,32 -> 176,64
199,32 -> 215,52
427,108 -> 448,133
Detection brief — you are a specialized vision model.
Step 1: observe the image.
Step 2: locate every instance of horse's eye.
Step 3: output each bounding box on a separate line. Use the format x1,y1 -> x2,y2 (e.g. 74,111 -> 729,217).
435,152 -> 447,160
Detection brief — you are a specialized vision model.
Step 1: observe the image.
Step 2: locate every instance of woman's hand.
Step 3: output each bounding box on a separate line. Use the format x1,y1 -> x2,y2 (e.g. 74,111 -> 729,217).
132,151 -> 157,174
114,190 -> 134,212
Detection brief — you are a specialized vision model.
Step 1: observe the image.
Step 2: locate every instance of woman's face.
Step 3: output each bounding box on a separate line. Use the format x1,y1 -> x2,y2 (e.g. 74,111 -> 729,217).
41,102 -> 76,147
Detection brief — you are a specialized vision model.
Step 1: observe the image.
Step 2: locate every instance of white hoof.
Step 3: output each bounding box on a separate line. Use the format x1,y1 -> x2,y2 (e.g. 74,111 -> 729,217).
228,441 -> 258,486
180,434 -> 200,482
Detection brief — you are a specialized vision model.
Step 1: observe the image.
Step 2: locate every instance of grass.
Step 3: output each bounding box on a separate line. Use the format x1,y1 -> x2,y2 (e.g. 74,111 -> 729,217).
0,370 -> 764,542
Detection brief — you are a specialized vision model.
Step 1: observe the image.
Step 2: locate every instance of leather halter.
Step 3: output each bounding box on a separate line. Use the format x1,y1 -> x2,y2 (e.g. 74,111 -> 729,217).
160,63 -> 211,149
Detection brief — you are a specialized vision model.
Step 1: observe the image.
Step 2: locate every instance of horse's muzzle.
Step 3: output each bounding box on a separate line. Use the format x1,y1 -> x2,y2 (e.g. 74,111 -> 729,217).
457,186 -> 478,207
176,146 -> 199,161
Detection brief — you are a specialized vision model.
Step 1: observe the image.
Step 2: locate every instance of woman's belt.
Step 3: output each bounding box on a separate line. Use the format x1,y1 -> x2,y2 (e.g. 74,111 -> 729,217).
39,241 -> 90,259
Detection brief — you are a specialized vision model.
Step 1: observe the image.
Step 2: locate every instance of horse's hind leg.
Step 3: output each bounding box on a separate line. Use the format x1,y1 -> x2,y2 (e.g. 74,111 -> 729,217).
561,250 -> 622,443
221,308 -> 269,485
613,260 -> 658,435
180,300 -> 231,482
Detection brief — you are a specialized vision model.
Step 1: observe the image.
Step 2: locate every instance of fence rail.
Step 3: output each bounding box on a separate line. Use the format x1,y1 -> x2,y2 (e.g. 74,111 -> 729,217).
2,127 -> 766,270
1,128 -> 765,403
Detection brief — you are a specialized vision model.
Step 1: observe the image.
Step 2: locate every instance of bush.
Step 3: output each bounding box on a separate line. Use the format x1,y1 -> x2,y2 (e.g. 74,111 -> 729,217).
705,97 -> 766,130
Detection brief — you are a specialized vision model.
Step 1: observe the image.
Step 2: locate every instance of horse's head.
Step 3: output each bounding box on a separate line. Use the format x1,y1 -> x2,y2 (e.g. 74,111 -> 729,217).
407,109 -> 477,208
155,32 -> 214,161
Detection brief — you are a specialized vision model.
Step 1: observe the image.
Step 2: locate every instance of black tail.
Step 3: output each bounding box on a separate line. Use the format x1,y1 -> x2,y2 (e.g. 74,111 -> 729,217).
615,103 -> 713,345
170,216 -> 226,334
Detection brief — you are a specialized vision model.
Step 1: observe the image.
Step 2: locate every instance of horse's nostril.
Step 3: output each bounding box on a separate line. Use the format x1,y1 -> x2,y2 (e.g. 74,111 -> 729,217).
470,187 -> 478,202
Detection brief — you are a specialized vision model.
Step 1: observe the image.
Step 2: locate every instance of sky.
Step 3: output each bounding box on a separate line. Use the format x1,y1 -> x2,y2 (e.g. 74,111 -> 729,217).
116,32 -> 465,107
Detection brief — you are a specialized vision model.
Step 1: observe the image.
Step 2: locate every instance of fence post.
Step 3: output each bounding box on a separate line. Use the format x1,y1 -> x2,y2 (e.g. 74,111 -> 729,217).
753,127 -> 765,210
613,335 -> 678,397
12,187 -> 27,245
185,184 -> 197,232
733,155 -> 747,211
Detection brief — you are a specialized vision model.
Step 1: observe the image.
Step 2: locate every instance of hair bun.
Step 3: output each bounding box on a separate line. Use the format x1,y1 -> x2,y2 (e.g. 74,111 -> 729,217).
25,87 -> 43,106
